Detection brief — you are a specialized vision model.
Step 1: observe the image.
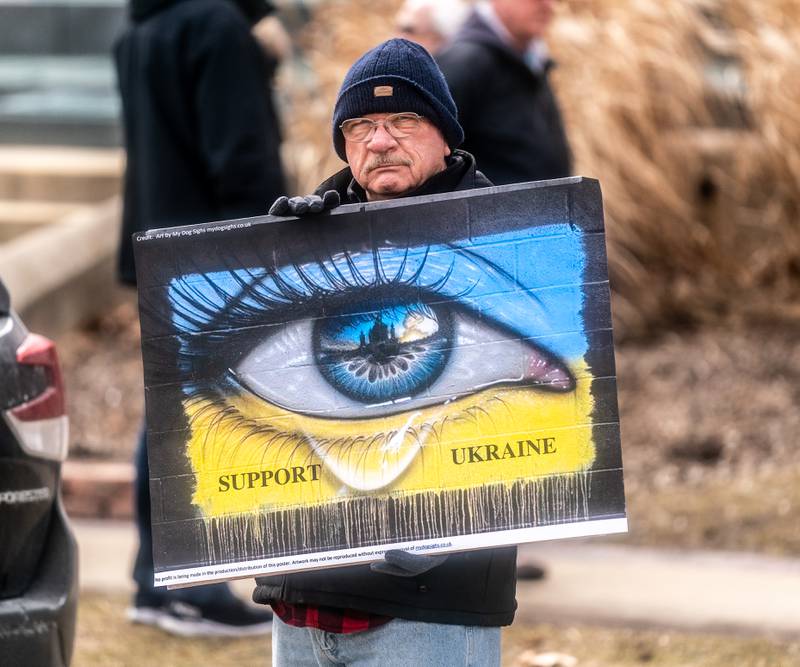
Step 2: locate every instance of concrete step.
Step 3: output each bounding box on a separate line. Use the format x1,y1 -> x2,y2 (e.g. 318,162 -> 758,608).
0,0 -> 125,56
0,115 -> 120,148
0,196 -> 123,335
0,55 -> 120,147
0,145 -> 122,202
62,460 -> 134,520
0,199 -> 80,242
0,55 -> 115,92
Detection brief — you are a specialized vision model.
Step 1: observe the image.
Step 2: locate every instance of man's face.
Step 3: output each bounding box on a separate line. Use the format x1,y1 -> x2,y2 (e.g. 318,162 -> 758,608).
493,0 -> 555,44
344,112 -> 451,201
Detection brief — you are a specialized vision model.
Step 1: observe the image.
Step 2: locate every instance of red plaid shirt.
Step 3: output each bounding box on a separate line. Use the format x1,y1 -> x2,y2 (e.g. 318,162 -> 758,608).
271,601 -> 392,634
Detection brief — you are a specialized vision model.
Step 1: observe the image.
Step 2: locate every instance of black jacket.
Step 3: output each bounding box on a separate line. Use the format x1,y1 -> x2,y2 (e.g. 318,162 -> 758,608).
253,151 -> 518,627
436,9 -> 572,186
115,0 -> 286,285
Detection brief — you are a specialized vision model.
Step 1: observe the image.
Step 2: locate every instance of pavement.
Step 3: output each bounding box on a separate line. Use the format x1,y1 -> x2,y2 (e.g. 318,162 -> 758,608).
74,518 -> 800,640
74,518 -> 258,603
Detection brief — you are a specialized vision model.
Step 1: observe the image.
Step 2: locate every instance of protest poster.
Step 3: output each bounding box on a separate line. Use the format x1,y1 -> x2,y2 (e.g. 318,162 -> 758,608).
134,177 -> 626,587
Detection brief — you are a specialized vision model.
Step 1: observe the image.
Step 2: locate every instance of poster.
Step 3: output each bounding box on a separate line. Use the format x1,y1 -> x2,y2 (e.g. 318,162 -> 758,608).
134,177 -> 627,587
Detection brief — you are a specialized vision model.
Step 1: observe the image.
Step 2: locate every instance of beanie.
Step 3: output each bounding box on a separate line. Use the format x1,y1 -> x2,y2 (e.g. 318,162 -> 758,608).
332,38 -> 464,161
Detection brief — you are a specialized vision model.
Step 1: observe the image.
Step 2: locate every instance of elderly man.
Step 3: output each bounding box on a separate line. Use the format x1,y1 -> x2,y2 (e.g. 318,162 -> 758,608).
436,0 -> 572,185
260,38 -> 513,667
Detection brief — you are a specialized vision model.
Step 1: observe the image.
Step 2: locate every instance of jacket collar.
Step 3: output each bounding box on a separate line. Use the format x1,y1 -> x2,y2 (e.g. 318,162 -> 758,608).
316,150 -> 490,204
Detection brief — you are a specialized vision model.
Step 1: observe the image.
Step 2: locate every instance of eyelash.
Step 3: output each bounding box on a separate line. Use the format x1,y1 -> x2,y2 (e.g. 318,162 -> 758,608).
185,390 -> 509,473
170,245 -> 475,389
174,245 -> 454,328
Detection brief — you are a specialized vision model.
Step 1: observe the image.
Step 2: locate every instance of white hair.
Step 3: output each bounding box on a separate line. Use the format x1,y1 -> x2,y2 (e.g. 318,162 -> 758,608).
399,0 -> 471,41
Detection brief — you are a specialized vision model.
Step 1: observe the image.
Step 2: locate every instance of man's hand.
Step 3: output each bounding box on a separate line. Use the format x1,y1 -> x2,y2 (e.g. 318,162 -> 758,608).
268,190 -> 340,216
369,550 -> 448,578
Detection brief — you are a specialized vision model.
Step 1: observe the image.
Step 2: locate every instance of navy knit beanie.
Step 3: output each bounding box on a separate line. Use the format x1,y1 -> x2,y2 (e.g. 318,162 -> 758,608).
332,38 -> 464,162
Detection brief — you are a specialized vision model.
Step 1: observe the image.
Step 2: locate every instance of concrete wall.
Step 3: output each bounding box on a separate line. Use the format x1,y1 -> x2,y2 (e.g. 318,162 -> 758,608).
0,197 -> 123,336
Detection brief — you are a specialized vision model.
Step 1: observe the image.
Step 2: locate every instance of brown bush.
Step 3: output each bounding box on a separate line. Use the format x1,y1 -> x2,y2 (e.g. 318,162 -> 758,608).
552,0 -> 800,338
278,0 -> 800,340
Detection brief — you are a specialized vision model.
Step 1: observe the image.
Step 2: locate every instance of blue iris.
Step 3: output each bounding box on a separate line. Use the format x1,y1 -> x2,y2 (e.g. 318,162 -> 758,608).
314,302 -> 452,404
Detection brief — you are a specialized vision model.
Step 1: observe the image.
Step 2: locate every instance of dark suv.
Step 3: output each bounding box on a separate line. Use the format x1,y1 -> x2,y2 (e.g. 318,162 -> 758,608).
0,278 -> 77,666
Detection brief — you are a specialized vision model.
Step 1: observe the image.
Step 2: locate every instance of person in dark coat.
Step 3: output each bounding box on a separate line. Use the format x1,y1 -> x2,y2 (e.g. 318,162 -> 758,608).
436,0 -> 572,186
259,39 -> 513,667
439,3 -> 568,583
115,0 -> 285,635
116,0 -> 286,285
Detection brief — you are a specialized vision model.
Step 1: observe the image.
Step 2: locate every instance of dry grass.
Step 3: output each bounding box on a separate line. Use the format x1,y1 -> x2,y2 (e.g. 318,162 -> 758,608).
724,0 -> 800,307
551,0 -> 800,338
276,0 -> 800,339
621,466 -> 800,556
502,622 -> 800,667
74,593 -> 270,666
614,322 -> 800,556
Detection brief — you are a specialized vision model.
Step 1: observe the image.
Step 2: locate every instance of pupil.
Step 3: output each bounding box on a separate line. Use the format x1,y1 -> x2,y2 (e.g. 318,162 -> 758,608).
314,301 -> 453,404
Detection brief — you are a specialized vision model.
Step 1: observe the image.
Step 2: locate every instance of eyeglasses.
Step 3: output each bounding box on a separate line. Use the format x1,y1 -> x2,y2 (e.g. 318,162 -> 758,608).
339,113 -> 424,143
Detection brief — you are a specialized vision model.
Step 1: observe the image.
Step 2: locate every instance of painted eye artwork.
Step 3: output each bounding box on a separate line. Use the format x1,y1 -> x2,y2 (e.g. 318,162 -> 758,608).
239,297 -> 574,417
226,275 -> 575,493
238,299 -> 458,413
136,181 -> 627,585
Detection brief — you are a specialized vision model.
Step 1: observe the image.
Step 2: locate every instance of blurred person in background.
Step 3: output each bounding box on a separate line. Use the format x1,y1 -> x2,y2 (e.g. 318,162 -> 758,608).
438,0 -> 571,581
395,0 -> 470,56
253,10 -> 293,64
115,0 -> 287,636
437,0 -> 572,185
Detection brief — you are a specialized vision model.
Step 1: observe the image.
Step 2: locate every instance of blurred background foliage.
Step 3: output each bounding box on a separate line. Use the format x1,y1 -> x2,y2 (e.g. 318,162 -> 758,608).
278,0 -> 800,341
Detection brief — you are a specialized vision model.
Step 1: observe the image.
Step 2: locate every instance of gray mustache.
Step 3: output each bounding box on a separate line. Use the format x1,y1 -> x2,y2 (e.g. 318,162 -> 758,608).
365,157 -> 413,173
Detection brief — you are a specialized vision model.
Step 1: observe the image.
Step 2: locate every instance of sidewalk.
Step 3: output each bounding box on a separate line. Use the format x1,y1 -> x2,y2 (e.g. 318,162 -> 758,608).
515,541 -> 800,639
74,519 -> 800,639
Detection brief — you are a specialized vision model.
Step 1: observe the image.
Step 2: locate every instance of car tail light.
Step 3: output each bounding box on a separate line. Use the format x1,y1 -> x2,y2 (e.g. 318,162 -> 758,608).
5,333 -> 69,461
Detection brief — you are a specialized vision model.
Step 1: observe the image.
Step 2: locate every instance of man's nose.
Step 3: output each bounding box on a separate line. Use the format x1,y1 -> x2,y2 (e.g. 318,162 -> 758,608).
366,123 -> 399,151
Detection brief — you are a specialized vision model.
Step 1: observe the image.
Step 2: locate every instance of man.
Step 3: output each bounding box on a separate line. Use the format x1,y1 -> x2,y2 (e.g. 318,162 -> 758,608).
259,38 -> 513,666
436,0 -> 572,185
115,0 -> 286,635
395,0 -> 469,56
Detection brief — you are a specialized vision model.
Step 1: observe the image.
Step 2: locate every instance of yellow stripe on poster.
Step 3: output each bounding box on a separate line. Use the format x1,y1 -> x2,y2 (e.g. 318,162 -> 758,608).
185,361 -> 596,518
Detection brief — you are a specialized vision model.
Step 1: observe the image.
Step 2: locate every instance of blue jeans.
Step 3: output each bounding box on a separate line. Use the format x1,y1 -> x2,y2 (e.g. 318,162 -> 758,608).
272,615 -> 501,667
